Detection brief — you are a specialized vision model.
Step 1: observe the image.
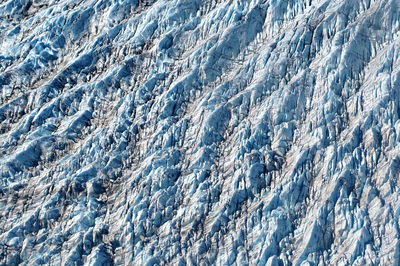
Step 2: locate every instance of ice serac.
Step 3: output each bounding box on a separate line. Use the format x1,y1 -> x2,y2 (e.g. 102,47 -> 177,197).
1,0 -> 400,265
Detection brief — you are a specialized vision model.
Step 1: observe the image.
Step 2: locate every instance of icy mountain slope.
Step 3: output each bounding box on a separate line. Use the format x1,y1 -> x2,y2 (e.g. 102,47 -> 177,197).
1,0 -> 400,264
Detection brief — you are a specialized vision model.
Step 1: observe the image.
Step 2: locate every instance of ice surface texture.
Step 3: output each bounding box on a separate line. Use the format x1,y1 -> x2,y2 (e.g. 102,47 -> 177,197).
1,0 -> 400,265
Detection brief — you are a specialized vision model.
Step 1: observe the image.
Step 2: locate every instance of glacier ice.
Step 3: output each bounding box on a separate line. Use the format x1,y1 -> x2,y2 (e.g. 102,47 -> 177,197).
1,0 -> 400,265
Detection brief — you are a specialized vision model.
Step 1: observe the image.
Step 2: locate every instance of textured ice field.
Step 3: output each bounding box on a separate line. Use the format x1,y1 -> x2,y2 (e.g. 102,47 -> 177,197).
1,0 -> 400,265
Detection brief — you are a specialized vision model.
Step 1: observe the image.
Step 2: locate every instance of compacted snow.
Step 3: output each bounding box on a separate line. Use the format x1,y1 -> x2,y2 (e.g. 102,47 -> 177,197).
1,0 -> 400,264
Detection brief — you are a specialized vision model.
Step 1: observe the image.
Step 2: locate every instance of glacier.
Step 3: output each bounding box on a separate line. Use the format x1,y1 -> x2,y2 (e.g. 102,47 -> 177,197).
1,0 -> 400,265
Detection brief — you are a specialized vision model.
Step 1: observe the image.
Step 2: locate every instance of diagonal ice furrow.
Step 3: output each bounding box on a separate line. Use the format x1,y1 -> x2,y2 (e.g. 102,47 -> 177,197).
1,0 -> 400,265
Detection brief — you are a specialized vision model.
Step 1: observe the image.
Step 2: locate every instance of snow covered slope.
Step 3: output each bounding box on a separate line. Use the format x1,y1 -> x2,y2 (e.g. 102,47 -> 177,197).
1,0 -> 400,264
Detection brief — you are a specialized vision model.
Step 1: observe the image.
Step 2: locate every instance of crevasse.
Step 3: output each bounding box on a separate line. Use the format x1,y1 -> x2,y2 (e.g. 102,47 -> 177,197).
1,0 -> 400,265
